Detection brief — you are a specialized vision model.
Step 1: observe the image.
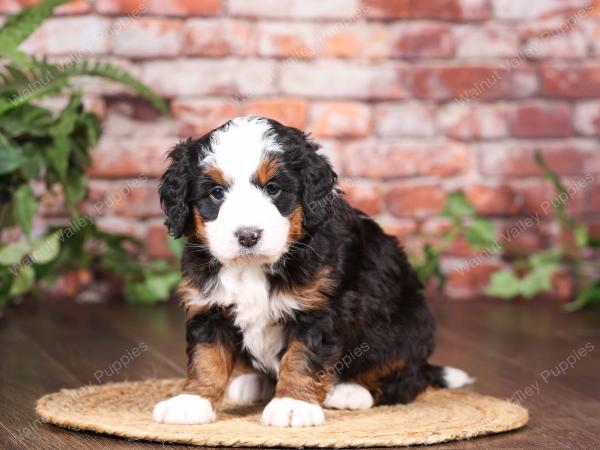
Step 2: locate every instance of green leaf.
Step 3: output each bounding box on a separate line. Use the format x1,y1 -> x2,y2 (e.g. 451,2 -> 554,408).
485,269 -> 522,299
12,185 -> 37,236
49,92 -> 81,137
20,143 -> 45,179
574,224 -> 589,249
124,272 -> 180,305
9,265 -> 35,296
30,232 -> 60,264
0,134 -> 24,174
465,218 -> 496,249
47,135 -> 70,181
63,171 -> 87,213
564,283 -> 600,312
441,191 -> 476,221
0,242 -> 30,265
167,236 -> 185,258
520,264 -> 558,299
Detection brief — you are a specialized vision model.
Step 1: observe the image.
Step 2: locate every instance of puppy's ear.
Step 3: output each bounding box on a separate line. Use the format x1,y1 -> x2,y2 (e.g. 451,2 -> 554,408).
159,139 -> 195,239
301,138 -> 337,229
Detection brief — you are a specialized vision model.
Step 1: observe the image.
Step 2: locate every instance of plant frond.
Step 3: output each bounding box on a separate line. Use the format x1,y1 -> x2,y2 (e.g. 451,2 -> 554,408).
0,0 -> 69,57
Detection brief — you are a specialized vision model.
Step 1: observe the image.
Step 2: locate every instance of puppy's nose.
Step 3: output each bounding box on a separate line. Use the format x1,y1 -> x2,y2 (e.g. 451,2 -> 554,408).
235,227 -> 262,248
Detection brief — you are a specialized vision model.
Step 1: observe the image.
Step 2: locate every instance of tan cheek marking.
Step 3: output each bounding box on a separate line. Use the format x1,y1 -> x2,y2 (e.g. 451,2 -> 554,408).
183,342 -> 235,406
275,341 -> 335,404
287,206 -> 304,245
193,208 -> 207,241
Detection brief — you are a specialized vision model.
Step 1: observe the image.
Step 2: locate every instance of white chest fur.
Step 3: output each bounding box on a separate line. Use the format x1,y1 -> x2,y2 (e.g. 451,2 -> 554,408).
201,265 -> 299,376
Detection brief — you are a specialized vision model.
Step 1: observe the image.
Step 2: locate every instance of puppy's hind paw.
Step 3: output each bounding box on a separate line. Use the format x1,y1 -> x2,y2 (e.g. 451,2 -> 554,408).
227,373 -> 274,404
152,394 -> 215,424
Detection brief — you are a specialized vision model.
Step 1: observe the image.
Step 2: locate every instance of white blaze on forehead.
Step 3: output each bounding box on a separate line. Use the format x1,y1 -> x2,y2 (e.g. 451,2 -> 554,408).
203,117 -> 281,182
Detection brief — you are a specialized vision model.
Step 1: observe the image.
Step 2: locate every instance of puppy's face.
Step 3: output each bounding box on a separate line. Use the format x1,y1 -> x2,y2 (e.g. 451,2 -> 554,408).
159,117 -> 336,266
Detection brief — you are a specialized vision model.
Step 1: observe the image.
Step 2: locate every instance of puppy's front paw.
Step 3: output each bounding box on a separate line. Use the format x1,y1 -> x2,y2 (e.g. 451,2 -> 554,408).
153,394 -> 215,424
261,397 -> 325,427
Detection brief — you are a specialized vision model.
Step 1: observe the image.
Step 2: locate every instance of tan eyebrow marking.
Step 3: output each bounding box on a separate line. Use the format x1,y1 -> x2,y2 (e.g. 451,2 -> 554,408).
254,155 -> 280,186
205,165 -> 229,187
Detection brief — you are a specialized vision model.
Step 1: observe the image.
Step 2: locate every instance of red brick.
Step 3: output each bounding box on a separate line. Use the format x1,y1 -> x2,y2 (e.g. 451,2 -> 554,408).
21,16 -> 110,55
420,217 -> 453,234
574,101 -> 600,135
523,30 -> 587,60
280,61 -> 408,100
344,140 -> 471,179
86,179 -> 162,218
364,0 -> 490,20
446,262 -> 503,300
309,102 -> 372,138
508,102 -> 573,138
142,59 -> 277,97
228,0 -> 361,19
478,143 -> 593,177
498,223 -> 546,257
321,23 -> 389,59
390,23 -> 453,58
256,22 -> 317,58
147,223 -> 174,259
454,25 -> 520,58
340,181 -> 384,216
183,19 -> 254,56
491,0 -> 592,20
95,0 -> 222,16
95,216 -> 146,239
89,138 -> 172,178
242,98 -> 307,129
411,65 -> 539,101
465,185 -> 518,216
438,103 -> 508,140
541,65 -> 600,98
172,99 -> 239,136
386,184 -> 447,218
382,219 -> 418,240
375,102 -> 437,137
510,180 -> 554,216
0,0 -> 90,14
111,18 -> 183,57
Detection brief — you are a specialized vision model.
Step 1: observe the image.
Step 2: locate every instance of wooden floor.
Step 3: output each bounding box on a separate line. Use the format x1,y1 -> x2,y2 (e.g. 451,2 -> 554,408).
1,298 -> 599,449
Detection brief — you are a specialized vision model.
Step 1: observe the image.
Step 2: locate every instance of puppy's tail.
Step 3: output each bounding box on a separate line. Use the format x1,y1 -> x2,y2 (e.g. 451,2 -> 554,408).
427,364 -> 475,389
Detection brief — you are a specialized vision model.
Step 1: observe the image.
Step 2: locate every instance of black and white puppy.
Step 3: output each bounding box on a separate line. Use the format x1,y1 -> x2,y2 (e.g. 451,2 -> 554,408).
153,116 -> 472,427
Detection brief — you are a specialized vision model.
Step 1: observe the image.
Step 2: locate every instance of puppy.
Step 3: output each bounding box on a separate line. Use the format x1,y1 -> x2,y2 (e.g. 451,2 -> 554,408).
153,116 -> 472,427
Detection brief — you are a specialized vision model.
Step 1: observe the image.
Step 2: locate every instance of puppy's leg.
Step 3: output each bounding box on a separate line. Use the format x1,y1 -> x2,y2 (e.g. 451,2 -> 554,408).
153,307 -> 237,424
262,341 -> 334,427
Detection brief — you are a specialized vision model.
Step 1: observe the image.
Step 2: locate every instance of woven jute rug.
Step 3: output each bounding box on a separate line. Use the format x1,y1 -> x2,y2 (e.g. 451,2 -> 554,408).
36,379 -> 528,447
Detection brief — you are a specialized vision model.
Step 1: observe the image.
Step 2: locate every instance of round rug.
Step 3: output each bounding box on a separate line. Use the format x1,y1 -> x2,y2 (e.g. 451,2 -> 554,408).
36,379 -> 528,447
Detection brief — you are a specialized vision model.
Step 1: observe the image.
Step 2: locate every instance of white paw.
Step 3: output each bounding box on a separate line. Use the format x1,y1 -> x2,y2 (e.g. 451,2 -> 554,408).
443,366 -> 475,389
261,397 -> 325,427
323,383 -> 374,410
227,373 -> 274,404
152,394 -> 215,424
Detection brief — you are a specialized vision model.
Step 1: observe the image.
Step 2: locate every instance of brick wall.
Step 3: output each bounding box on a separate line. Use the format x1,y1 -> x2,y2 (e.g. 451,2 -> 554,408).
8,0 -> 600,298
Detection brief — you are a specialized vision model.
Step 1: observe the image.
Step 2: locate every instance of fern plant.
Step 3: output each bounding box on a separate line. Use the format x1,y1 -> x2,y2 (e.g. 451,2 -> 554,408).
0,0 -> 179,307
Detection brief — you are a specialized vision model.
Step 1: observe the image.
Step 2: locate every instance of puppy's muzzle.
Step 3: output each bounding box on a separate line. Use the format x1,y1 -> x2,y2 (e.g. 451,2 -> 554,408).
235,227 -> 263,248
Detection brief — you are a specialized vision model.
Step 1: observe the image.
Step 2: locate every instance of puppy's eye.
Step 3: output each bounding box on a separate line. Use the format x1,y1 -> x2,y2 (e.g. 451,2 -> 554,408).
265,182 -> 281,197
210,186 -> 225,201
